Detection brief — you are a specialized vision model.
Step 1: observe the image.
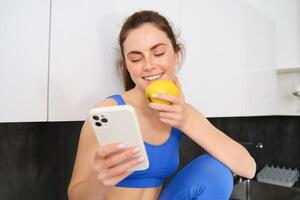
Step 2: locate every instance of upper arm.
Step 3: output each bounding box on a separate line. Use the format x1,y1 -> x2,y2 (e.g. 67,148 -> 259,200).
68,98 -> 118,190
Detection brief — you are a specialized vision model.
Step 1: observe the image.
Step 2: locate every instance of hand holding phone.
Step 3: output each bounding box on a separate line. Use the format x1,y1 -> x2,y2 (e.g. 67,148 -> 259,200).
92,143 -> 144,186
89,105 -> 149,171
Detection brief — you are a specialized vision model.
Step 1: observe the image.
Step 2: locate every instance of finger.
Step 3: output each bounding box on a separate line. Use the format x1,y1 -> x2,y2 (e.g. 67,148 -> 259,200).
100,171 -> 133,186
148,102 -> 174,112
158,111 -> 180,121
159,117 -> 176,127
151,93 -> 181,105
106,156 -> 144,177
95,143 -> 128,160
118,170 -> 134,179
104,146 -> 140,168
116,171 -> 134,181
172,76 -> 185,101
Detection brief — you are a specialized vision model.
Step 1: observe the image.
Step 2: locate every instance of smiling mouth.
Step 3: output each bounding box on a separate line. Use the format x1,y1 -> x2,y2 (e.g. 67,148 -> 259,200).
143,73 -> 163,81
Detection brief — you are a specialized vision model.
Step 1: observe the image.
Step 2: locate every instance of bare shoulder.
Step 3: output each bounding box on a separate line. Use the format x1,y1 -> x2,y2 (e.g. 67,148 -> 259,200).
81,97 -> 119,137
80,95 -> 120,147
68,96 -> 123,190
82,98 -> 118,133
94,97 -> 118,108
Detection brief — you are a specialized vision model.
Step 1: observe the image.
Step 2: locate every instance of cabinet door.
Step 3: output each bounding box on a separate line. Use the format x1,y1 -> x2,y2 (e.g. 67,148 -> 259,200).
0,1 -> 50,122
180,0 -> 243,117
49,0 -> 179,121
241,1 -> 277,115
116,0 -> 180,26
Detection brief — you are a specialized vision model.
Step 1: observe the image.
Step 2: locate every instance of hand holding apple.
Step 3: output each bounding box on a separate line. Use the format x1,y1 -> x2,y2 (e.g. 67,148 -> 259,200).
146,78 -> 192,130
145,80 -> 180,104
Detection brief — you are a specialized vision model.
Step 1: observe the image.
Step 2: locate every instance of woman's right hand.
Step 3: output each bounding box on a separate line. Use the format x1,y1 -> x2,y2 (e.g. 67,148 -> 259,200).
93,143 -> 143,186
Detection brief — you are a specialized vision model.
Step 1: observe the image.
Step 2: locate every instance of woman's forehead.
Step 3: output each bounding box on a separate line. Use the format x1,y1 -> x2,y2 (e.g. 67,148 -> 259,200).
123,23 -> 171,53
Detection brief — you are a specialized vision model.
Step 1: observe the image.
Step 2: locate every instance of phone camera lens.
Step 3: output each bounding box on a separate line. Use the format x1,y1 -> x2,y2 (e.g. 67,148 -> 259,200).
101,118 -> 108,123
95,122 -> 102,127
93,115 -> 99,120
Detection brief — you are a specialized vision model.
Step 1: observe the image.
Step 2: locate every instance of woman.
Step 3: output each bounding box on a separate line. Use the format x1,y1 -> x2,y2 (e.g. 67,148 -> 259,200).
68,10 -> 256,200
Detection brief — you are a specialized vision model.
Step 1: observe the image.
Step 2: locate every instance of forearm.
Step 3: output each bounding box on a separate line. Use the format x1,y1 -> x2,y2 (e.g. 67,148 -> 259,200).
68,172 -> 110,200
182,104 -> 256,179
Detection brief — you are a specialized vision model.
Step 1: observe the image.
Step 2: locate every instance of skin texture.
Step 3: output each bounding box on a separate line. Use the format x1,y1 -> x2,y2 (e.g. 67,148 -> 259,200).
68,23 -> 256,200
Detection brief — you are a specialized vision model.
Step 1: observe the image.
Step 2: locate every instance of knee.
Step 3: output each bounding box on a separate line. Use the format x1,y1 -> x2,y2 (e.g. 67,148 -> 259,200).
194,154 -> 233,197
160,154 -> 233,200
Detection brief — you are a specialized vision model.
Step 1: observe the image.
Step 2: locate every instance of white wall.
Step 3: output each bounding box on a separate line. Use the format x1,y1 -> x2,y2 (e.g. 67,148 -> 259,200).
244,0 -> 300,68
0,1 -> 50,122
277,71 -> 300,114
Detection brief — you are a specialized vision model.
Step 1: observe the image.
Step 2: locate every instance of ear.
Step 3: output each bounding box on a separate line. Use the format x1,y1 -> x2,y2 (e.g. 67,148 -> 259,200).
174,49 -> 181,66
174,50 -> 182,75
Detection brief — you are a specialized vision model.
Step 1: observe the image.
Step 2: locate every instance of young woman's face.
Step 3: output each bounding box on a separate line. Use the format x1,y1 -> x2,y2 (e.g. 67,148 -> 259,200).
123,23 -> 180,90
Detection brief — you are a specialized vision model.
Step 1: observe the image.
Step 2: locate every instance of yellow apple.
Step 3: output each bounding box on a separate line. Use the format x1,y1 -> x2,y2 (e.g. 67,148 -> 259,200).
145,80 -> 180,104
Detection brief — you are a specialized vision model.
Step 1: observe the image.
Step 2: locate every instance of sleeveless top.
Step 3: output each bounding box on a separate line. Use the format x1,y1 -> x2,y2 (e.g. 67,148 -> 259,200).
108,95 -> 183,188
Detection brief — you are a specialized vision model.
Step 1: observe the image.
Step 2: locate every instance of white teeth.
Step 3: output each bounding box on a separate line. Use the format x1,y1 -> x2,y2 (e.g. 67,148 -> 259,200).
144,73 -> 162,81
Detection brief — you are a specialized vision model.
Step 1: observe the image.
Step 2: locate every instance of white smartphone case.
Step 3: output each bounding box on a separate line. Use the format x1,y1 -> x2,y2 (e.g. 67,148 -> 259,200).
89,105 -> 149,171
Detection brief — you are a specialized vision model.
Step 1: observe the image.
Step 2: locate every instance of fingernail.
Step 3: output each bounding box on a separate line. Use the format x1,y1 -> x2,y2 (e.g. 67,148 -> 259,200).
148,103 -> 153,107
138,156 -> 144,162
152,94 -> 158,98
132,147 -> 140,154
117,143 -> 127,149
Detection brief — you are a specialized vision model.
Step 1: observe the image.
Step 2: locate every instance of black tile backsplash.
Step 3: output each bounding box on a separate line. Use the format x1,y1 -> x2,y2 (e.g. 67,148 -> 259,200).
0,122 -> 83,200
0,116 -> 299,200
209,116 -> 300,170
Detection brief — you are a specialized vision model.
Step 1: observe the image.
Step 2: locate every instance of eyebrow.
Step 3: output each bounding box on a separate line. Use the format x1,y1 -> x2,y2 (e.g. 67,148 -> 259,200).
127,43 -> 167,56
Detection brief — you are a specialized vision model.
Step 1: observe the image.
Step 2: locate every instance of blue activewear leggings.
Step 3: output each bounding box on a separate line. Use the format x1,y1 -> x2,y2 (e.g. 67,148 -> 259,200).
158,154 -> 233,200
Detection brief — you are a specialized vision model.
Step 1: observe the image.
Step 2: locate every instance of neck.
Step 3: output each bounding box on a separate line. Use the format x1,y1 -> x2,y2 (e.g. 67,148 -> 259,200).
125,87 -> 156,114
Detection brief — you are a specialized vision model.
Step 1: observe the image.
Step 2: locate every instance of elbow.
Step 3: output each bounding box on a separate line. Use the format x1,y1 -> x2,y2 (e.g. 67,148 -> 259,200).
67,185 -> 74,200
244,156 -> 257,179
234,153 -> 256,179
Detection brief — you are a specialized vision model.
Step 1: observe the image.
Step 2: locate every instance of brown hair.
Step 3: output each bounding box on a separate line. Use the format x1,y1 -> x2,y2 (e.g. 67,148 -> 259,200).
118,10 -> 183,91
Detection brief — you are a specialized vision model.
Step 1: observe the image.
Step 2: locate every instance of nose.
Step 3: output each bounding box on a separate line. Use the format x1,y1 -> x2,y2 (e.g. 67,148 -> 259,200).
142,56 -> 155,71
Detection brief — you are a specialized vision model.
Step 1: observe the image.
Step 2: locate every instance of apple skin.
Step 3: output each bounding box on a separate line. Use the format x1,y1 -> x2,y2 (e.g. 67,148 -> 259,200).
145,80 -> 180,104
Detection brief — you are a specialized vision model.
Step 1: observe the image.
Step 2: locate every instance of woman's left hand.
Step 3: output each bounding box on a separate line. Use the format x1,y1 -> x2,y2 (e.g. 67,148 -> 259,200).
148,76 -> 189,129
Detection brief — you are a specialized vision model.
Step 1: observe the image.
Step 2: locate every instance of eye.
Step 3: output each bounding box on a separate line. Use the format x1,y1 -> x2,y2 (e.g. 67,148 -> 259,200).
130,59 -> 141,63
128,56 -> 142,63
154,52 -> 165,57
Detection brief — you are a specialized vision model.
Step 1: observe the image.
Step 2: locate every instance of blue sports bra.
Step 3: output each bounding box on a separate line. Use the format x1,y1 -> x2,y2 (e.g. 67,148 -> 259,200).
108,95 -> 183,188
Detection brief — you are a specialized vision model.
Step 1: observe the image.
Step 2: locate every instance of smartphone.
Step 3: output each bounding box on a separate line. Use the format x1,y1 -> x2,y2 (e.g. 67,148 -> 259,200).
88,105 -> 149,171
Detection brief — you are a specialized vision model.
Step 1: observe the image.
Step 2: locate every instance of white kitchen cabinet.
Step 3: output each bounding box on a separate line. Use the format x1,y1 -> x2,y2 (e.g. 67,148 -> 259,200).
241,1 -> 277,115
0,0 -> 50,122
0,0 -> 279,122
180,0 -> 243,117
180,0 -> 277,117
244,0 -> 300,69
277,70 -> 300,115
48,0 -> 180,121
